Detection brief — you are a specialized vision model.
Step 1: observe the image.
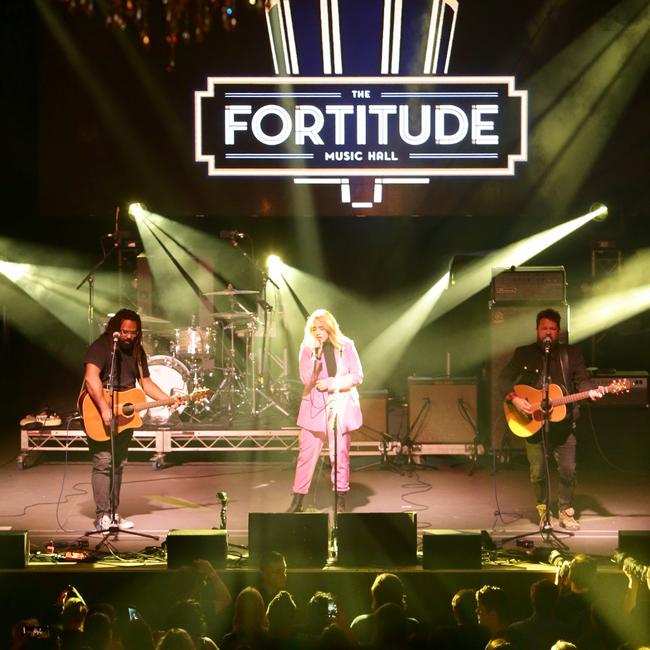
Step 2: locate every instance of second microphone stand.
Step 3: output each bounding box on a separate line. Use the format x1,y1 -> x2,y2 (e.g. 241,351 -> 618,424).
502,341 -> 573,550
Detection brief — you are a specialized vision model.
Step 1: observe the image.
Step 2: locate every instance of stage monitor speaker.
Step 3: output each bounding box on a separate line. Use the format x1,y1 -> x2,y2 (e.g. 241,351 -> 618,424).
248,513 -> 329,568
408,378 -> 477,444
351,390 -> 389,443
337,512 -> 417,567
166,529 -> 228,569
422,529 -> 482,569
488,302 -> 569,450
618,530 -> 650,564
0,531 -> 29,569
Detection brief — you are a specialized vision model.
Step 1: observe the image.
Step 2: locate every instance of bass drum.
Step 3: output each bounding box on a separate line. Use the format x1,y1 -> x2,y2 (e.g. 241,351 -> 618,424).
144,355 -> 189,424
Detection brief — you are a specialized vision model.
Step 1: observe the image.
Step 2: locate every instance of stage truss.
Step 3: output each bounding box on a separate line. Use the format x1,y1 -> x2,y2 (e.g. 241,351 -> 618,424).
17,427 -> 399,469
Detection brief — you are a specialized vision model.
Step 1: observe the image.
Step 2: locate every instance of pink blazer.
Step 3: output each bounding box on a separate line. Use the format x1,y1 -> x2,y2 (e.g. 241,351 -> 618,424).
296,336 -> 363,434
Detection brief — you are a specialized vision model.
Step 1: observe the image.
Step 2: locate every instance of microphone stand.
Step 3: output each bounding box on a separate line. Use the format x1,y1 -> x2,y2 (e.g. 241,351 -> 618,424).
502,341 -> 573,549
400,398 -> 431,469
330,385 -> 340,562
85,336 -> 159,551
76,246 -> 116,345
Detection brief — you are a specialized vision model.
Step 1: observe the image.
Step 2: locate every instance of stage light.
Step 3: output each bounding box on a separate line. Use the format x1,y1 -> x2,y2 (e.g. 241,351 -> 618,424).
0,260 -> 29,282
589,202 -> 608,223
266,255 -> 284,273
128,202 -> 147,221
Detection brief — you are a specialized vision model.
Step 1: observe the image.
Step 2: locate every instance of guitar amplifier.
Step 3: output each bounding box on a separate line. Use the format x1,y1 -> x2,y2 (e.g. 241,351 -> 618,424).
586,371 -> 649,407
351,390 -> 389,442
491,266 -> 566,303
408,377 -> 478,445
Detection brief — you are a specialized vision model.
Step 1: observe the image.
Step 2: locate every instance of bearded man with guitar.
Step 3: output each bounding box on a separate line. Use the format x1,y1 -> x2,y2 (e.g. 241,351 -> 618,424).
498,308 -> 604,531
81,308 -> 183,532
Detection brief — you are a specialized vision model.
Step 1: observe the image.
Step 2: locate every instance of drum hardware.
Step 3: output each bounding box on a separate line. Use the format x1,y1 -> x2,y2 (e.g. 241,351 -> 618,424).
203,288 -> 260,296
211,311 -> 255,321
244,274 -> 292,419
207,321 -> 247,421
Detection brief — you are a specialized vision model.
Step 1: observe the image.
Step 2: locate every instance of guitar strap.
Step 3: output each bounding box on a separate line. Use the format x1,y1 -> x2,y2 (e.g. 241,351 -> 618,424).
558,344 -> 577,421
136,345 -> 145,386
558,344 -> 570,393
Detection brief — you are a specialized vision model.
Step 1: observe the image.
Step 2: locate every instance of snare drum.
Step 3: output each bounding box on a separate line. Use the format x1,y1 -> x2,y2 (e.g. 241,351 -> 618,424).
174,327 -> 213,358
144,355 -> 189,424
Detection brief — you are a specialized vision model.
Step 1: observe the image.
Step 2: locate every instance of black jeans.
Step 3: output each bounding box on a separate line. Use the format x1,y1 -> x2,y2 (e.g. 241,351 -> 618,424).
525,423 -> 576,510
88,429 -> 134,518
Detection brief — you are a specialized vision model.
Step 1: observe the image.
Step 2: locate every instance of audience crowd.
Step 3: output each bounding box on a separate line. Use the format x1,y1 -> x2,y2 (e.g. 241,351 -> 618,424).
7,550 -> 650,650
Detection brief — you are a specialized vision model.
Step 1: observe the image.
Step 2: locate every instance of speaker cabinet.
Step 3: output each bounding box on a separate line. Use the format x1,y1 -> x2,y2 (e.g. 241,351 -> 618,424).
337,512 -> 417,567
0,531 -> 29,569
408,378 -> 477,444
618,530 -> 650,564
488,302 -> 569,450
351,390 -> 389,442
248,513 -> 329,568
422,529 -> 482,569
166,529 -> 228,569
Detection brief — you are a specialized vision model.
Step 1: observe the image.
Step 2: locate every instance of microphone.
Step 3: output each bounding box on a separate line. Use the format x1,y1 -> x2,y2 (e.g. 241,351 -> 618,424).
112,331 -> 120,342
315,344 -> 322,360
543,336 -> 552,352
216,491 -> 228,505
219,230 -> 244,240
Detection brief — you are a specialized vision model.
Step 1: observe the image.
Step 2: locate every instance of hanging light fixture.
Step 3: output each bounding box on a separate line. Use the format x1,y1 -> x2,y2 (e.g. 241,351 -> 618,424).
58,0 -> 265,67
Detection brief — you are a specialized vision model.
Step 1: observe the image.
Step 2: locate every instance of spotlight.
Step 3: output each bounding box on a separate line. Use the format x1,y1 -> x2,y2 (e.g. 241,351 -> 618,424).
0,260 -> 29,282
589,202 -> 608,223
266,254 -> 284,273
128,202 -> 147,221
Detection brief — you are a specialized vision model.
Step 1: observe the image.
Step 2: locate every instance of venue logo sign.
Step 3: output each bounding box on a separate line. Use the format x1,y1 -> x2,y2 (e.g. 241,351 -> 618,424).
195,75 -> 527,178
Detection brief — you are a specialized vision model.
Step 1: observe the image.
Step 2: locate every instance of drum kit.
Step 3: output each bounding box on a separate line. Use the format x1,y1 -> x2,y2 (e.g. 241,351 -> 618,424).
137,285 -> 291,425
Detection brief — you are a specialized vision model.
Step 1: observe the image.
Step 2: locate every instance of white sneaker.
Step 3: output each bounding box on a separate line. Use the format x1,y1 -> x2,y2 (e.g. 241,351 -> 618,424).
114,514 -> 134,530
95,515 -> 112,532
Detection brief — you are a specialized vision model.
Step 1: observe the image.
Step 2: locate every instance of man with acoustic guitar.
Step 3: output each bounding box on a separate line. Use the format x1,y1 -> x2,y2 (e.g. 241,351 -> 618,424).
499,308 -> 603,531
82,308 -> 182,532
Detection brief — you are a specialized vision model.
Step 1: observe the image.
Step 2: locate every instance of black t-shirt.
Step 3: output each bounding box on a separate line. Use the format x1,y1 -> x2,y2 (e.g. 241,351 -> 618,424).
85,334 -> 150,390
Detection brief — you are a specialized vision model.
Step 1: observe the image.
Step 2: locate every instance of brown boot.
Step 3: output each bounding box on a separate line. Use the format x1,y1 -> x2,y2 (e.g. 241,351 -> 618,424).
559,507 -> 580,530
536,503 -> 549,529
287,493 -> 304,513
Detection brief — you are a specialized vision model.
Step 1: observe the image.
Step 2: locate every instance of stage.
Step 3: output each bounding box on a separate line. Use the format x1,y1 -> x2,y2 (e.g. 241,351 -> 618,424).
3,421 -> 649,558
2,417 -> 650,642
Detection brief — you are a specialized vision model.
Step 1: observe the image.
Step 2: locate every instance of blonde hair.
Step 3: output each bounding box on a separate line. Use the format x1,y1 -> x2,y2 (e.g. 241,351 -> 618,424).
303,309 -> 344,350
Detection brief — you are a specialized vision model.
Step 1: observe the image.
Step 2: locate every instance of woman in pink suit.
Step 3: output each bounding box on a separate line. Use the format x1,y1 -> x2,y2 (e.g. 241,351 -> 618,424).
287,309 -> 363,514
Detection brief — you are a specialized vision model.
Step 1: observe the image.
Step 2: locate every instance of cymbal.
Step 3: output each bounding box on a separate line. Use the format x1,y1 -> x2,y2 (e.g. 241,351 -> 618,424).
204,288 -> 259,296
107,312 -> 170,325
212,311 -> 255,320
140,314 -> 171,324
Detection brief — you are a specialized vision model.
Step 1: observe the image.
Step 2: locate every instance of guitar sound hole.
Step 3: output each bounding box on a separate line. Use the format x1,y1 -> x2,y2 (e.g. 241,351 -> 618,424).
122,404 -> 134,416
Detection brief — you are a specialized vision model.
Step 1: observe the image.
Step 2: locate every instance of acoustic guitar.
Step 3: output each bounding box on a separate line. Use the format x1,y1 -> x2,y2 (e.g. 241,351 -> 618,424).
503,379 -> 630,438
80,387 -> 210,442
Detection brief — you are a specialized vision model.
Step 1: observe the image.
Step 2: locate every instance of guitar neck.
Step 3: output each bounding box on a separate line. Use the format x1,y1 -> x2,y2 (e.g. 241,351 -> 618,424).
132,396 -> 178,413
551,386 -> 606,407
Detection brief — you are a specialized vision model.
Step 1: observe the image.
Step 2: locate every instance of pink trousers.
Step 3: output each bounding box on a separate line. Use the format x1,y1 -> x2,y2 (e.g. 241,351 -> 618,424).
292,427 -> 351,494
